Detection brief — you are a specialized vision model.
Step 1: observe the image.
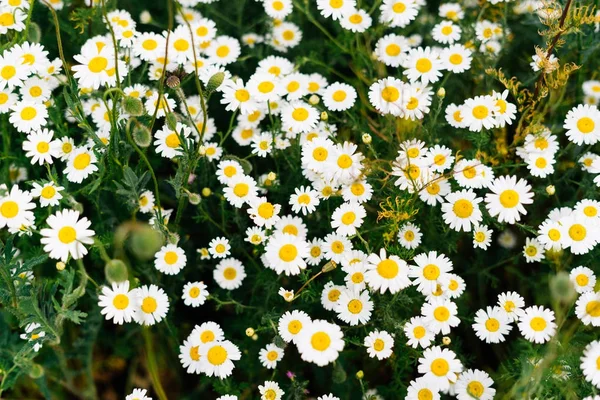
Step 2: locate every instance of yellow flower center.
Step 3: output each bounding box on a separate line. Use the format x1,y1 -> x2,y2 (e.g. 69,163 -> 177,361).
332,90 -> 347,102
337,154 -> 353,169
207,345 -> 227,365
267,350 -> 279,361
576,274 -> 589,287
164,251 -> 178,265
577,117 -> 595,134
449,54 -> 463,65
73,153 -> 91,170
417,389 -> 433,400
41,186 -> 56,199
499,189 -> 519,208
472,105 -> 489,119
415,58 -> 432,73
216,45 -> 230,58
141,297 -> 157,313
292,107 -> 309,121
430,358 -> 450,376
189,346 -> 200,361
381,86 -> 399,102
288,320 -> 302,334
58,226 -> 77,244
377,259 -> 398,279
257,202 -> 274,219
568,223 -> 586,241
310,331 -> 331,351
453,199 -> 473,218
1,65 -> 15,80
467,381 -> 485,398
20,106 -> 37,121
341,211 -> 356,225
413,326 -> 426,339
279,244 -> 297,262
423,264 -> 440,280
223,267 -> 237,280
485,318 -> 500,332
529,316 -> 547,332
233,183 -> 249,197
112,294 -> 129,310
373,338 -> 385,351
312,147 -> 328,161
386,44 -> 401,56
189,287 -> 200,298
348,299 -> 363,314
433,306 -> 449,321
88,56 -> 108,73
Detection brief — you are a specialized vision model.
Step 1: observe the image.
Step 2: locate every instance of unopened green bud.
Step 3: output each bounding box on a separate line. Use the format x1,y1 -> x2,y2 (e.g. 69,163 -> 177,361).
166,75 -> 181,89
123,96 -> 144,116
320,111 -> 328,121
546,185 -> 556,195
309,94 -> 320,105
166,112 -> 178,131
356,370 -> 364,380
550,271 -> 577,304
129,224 -> 164,261
245,327 -> 255,337
56,262 -> 66,271
362,133 -> 372,144
202,187 -> 212,197
28,364 -> 44,379
322,260 -> 337,273
206,72 -> 225,93
188,192 -> 201,205
132,124 -> 152,148
105,259 -> 129,284
437,87 -> 446,98
27,22 -> 41,43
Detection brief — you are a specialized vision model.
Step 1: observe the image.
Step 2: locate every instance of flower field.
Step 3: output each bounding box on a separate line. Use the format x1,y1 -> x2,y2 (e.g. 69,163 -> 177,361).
1,0 -> 600,399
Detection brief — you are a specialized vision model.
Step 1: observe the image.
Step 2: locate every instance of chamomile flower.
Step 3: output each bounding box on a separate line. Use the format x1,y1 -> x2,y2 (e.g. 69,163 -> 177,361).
417,346 -> 463,391
307,238 -> 325,266
132,284 -> 170,326
536,219 -> 564,251
245,226 -> 266,245
219,79 -> 256,116
0,51 -> 29,89
570,266 -> 596,294
199,340 -> 241,378
442,190 -> 483,232
518,305 -> 556,344
191,321 -> 225,344
559,214 -> 599,255
374,34 -> 410,67
40,209 -> 95,261
126,389 -> 151,400
281,101 -> 319,135
208,237 -> 231,258
526,152 -> 555,178
98,281 -> 135,325
247,197 -> 281,227
366,248 -> 411,294
331,202 -> 366,236
278,310 -> 311,344
206,36 -> 241,65
398,222 -> 422,249
379,0 -> 419,28
325,141 -> 364,184
335,288 -> 373,326
410,251 -> 453,294
259,344 -> 284,369
296,319 -> 345,366
320,281 -> 344,311
432,20 -> 461,44
445,103 -> 467,128
523,237 -> 544,263
322,82 -> 356,111
223,174 -> 259,208
563,104 -> 600,145
316,0 -> 356,20
441,45 -> 472,73
492,90 -> 517,127
576,292 -> 600,326
497,291 -> 525,322
263,0 -> 293,19
182,281 -> 208,307
290,186 -> 320,215
404,316 -> 435,348
264,232 -> 309,276
439,3 -> 464,20
364,330 -> 394,360
30,181 -> 63,207
275,215 -> 307,240
154,244 -> 187,275
9,100 -> 48,133
472,306 -> 512,343
421,298 -> 460,335
485,176 -> 534,224
20,323 -> 45,352
153,122 -> 192,159
259,381 -> 284,400
0,185 -> 34,230
444,273 -> 466,299
368,77 -> 405,116
581,340 -> 600,388
138,190 -> 155,213
339,8 -> 372,32
214,258 -> 246,290
455,369 -> 496,400
461,95 -> 498,132
403,47 -> 443,85
179,337 -> 203,374
406,377 -> 441,400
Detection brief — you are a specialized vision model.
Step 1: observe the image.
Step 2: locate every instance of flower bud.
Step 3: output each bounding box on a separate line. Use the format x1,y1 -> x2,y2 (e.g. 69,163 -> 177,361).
322,260 -> 337,273
132,124 -> 152,148
28,363 -> 44,379
546,185 -> 555,195
320,111 -> 328,121
105,259 -> 129,284
245,327 -> 255,337
166,75 -> 181,89
356,370 -> 364,380
188,192 -> 201,205
267,172 -> 277,181
437,87 -> 446,98
56,262 -> 66,271
202,187 -> 212,197
442,336 -> 451,345
362,133 -> 372,144
128,224 -> 164,261
550,271 -> 577,304
198,145 -> 207,156
166,112 -> 178,131
251,334 -> 258,341
206,72 -> 225,93
122,96 -> 144,116
309,94 -> 320,105
140,11 -> 152,24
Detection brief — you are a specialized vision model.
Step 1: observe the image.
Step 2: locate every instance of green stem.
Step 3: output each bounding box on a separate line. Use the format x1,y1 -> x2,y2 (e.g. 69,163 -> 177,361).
143,329 -> 169,400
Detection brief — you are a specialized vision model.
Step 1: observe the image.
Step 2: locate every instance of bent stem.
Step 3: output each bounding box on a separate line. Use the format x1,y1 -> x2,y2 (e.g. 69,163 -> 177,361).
143,328 -> 169,400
